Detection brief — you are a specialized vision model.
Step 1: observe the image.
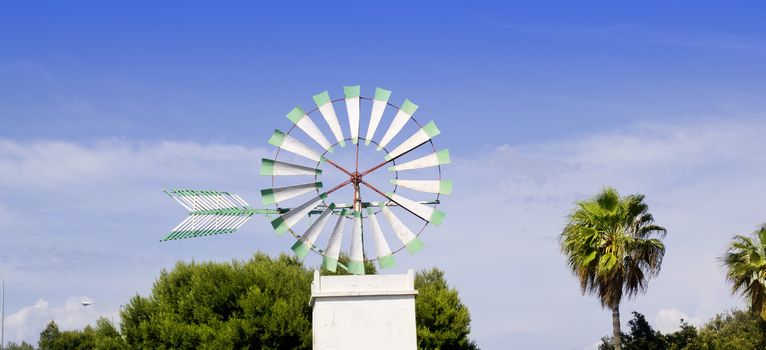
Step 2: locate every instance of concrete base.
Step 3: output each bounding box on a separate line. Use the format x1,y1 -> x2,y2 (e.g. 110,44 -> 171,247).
310,270 -> 418,350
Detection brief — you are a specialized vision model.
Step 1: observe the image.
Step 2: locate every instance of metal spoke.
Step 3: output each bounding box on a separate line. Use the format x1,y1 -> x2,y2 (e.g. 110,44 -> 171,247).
359,140 -> 429,177
323,157 -> 353,177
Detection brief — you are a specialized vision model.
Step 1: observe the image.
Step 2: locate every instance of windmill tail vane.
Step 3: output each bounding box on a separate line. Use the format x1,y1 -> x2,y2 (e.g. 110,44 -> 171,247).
161,189 -> 280,241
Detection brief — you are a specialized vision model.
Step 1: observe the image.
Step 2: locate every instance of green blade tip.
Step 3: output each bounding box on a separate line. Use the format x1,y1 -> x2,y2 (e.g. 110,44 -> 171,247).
322,256 -> 338,272
286,107 -> 305,123
313,91 -> 331,106
344,85 -> 360,98
271,217 -> 288,235
406,238 -> 425,254
422,121 -> 441,138
291,240 -> 311,259
378,255 -> 396,269
347,260 -> 365,275
260,158 -> 275,175
268,130 -> 286,147
374,87 -> 391,101
436,149 -> 451,164
429,210 -> 446,226
439,180 -> 453,195
400,99 -> 418,115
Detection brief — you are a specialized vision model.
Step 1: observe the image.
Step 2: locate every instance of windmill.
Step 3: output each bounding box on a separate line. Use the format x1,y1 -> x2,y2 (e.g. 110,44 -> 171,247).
162,86 -> 451,275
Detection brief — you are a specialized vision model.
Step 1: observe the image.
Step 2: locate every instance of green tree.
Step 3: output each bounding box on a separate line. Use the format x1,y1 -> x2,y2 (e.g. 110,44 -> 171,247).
690,309 -> 766,349
64,252 -> 475,349
597,311 -> 698,350
560,187 -> 666,350
415,268 -> 477,350
722,224 -> 766,320
623,311 -> 664,350
38,320 -> 96,350
92,318 -> 128,350
663,320 -> 698,350
4,341 -> 35,350
120,253 -> 313,349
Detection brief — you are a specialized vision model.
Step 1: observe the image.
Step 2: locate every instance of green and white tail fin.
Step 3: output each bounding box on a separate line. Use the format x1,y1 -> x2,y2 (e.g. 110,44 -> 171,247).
162,189 -> 266,241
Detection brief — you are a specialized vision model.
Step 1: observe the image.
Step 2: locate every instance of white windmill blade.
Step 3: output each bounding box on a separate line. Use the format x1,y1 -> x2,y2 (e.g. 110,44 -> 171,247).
389,149 -> 450,172
377,99 -> 419,150
291,203 -> 336,259
286,106 -> 335,153
365,87 -> 391,145
391,179 -> 453,195
385,121 -> 440,161
322,209 -> 348,272
261,181 -> 323,205
313,91 -> 346,147
379,204 -> 424,254
348,210 -> 365,275
367,207 -> 395,269
270,192 -> 327,235
387,192 -> 446,226
344,85 -> 361,144
268,129 -> 325,163
260,158 -> 323,176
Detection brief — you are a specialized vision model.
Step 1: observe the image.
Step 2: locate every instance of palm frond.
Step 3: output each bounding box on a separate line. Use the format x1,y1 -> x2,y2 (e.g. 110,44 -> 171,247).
559,187 -> 666,310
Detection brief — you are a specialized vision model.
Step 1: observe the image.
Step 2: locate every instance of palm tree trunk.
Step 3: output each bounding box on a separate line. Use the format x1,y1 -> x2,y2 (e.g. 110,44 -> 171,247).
612,306 -> 622,350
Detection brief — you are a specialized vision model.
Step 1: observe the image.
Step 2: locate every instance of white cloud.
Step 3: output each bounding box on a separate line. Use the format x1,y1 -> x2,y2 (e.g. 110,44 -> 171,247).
0,117 -> 764,348
429,117 -> 766,348
3,296 -> 118,345
654,308 -> 703,333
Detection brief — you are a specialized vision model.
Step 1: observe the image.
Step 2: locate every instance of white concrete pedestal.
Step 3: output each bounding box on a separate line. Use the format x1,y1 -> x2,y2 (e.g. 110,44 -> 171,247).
310,270 -> 418,350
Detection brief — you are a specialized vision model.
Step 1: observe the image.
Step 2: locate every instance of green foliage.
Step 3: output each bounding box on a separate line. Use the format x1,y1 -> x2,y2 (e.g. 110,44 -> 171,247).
28,252 -> 475,349
598,309 -> 766,350
722,224 -> 766,320
37,318 -> 126,350
623,312 -> 664,350
560,187 -> 666,350
561,187 -> 667,309
5,341 -> 36,350
39,321 -> 95,350
663,321 -> 698,350
120,252 -> 313,349
415,268 -> 478,350
691,309 -> 766,349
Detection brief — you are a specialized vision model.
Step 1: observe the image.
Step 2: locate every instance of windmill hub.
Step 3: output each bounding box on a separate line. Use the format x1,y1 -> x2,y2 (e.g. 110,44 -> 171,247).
350,172 -> 362,185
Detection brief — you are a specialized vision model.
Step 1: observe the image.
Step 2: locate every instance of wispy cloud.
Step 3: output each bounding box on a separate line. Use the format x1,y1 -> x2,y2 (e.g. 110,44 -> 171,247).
0,117 -> 764,348
4,296 -> 118,344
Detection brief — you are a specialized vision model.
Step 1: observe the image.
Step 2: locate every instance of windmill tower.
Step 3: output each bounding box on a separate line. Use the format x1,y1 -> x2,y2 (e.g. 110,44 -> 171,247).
163,86 -> 451,349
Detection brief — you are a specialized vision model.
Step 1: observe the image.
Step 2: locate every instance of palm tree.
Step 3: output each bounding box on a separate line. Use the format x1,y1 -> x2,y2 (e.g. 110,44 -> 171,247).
560,187 -> 666,350
722,224 -> 766,320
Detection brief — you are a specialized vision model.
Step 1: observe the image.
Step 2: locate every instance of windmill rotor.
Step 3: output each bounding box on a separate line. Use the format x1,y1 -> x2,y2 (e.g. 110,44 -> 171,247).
162,85 -> 451,275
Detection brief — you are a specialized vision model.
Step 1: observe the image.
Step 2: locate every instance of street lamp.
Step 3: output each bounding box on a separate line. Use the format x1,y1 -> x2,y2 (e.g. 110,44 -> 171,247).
1,274 -> 4,350
81,300 -> 115,325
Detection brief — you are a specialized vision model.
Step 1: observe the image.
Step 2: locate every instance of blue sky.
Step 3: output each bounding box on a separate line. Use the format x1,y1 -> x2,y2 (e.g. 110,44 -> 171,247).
1,1 -> 766,349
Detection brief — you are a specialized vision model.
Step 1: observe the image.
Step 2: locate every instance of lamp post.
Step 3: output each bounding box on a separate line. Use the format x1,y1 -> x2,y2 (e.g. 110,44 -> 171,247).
81,300 -> 115,325
1,274 -> 5,350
